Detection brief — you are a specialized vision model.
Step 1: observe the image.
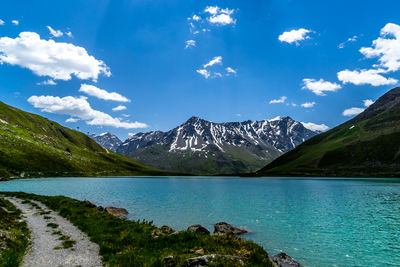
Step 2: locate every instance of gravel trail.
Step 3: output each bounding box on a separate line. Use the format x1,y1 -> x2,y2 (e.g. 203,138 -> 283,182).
6,197 -> 103,267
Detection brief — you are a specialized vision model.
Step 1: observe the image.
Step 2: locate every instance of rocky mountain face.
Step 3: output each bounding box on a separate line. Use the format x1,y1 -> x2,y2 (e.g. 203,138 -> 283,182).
110,116 -> 319,175
256,87 -> 400,177
90,132 -> 122,152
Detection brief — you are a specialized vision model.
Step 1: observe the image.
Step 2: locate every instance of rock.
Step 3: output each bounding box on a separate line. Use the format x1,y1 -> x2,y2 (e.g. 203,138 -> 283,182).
187,224 -> 210,235
195,248 -> 204,255
97,206 -> 105,212
213,222 -> 248,235
164,255 -> 178,266
183,254 -> 244,267
160,225 -> 174,234
105,206 -> 128,219
271,252 -> 303,267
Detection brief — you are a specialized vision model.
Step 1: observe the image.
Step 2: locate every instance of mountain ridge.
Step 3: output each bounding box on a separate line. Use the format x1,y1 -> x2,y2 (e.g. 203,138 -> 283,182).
90,116 -> 320,175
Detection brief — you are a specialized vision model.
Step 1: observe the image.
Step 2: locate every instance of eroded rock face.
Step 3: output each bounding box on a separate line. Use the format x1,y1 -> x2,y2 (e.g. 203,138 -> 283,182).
105,206 -> 128,219
187,224 -> 210,235
213,222 -> 248,235
271,252 -> 303,267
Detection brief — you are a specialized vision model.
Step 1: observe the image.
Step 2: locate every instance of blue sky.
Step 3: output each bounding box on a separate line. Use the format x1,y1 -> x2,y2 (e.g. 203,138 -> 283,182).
1,0 -> 400,139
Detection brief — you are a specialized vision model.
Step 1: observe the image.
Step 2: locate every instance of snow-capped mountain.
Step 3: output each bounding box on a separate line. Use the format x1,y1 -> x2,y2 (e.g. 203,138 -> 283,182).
116,116 -> 319,175
90,132 -> 122,152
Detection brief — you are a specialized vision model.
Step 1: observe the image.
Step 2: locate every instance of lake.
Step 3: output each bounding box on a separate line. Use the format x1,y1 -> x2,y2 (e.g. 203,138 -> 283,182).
1,177 -> 400,266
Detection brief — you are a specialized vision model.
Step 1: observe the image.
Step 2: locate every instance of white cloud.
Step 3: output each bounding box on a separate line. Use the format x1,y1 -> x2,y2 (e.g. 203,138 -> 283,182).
196,69 -> 210,79
301,122 -> 329,132
11,20 -> 19,26
203,56 -> 222,68
28,95 -> 147,129
269,96 -> 287,104
185,40 -> 196,49
302,78 -> 342,96
360,23 -> 400,72
301,101 -> 316,108
363,99 -> 374,107
47,26 -> 63,37
0,19 -> 4,26
226,67 -> 237,74
279,28 -> 311,45
112,105 -> 127,111
337,69 -> 398,86
66,31 -> 73,37
338,35 -> 358,49
192,15 -> 201,21
204,6 -> 219,15
79,84 -> 130,102
37,79 -> 56,86
65,117 -> 79,123
0,32 -> 110,81
342,107 -> 365,116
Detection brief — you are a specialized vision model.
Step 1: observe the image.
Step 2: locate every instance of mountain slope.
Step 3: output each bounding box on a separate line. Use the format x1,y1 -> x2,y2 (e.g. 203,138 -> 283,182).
256,87 -> 400,177
90,132 -> 122,152
117,116 -> 318,175
0,101 -> 170,179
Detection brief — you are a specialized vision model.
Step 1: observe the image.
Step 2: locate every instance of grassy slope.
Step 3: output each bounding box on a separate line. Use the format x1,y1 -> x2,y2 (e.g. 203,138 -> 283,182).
3,192 -> 272,267
255,87 -> 400,177
0,101 -> 171,179
0,197 -> 30,267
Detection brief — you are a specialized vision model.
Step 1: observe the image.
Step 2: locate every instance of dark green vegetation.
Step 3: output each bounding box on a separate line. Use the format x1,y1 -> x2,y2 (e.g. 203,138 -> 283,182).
256,87 -> 400,177
3,192 -> 273,266
0,101 -> 171,180
0,197 -> 30,267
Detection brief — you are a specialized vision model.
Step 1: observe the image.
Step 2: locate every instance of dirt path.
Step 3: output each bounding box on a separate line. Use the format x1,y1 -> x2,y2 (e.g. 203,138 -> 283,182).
6,197 -> 103,267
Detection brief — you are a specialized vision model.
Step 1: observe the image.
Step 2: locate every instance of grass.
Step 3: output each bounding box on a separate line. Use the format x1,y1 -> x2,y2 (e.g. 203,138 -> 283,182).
3,192 -> 273,266
0,100 -> 174,180
46,223 -> 59,229
0,197 -> 30,267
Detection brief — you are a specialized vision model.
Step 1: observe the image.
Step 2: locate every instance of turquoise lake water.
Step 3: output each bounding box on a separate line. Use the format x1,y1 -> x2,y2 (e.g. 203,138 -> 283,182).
1,177 -> 400,266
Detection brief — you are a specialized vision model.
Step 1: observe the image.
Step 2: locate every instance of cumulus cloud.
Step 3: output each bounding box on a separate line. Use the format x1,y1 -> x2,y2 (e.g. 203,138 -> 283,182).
65,117 -> 79,123
79,84 -> 130,102
66,31 -> 73,37
337,69 -> 398,86
269,96 -> 287,104
28,95 -> 147,129
342,107 -> 365,116
363,99 -> 374,107
47,26 -> 63,37
226,67 -> 237,74
185,40 -> 196,49
279,28 -> 312,45
301,122 -> 329,132
301,101 -> 316,108
360,23 -> 400,72
204,6 -> 236,26
11,20 -> 19,26
37,79 -> 56,86
112,105 -> 127,111
196,69 -> 210,79
191,15 -> 201,21
0,32 -> 110,81
203,56 -> 222,68
338,35 -> 358,49
302,78 -> 342,96
0,19 -> 4,26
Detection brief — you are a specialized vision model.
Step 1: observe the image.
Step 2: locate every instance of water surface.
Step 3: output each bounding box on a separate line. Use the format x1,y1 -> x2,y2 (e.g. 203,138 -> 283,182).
1,177 -> 400,267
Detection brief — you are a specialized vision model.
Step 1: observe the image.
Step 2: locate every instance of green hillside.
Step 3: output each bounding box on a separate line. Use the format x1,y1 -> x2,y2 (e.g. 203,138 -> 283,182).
255,87 -> 400,177
0,101 -> 170,180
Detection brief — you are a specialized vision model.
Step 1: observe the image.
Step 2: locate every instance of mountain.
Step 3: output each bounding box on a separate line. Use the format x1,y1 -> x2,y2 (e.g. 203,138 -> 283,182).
116,116 -> 319,175
256,87 -> 400,177
0,101 -> 170,179
90,132 -> 122,152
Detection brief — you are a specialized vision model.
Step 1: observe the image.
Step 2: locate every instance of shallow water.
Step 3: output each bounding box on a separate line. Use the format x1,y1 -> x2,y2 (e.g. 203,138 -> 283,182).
1,177 -> 400,266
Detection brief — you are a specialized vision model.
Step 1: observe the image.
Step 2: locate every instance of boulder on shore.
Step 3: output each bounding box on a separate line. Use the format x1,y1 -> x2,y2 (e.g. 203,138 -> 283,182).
160,225 -> 174,234
105,206 -> 128,219
187,224 -> 210,235
213,222 -> 248,235
271,252 -> 303,267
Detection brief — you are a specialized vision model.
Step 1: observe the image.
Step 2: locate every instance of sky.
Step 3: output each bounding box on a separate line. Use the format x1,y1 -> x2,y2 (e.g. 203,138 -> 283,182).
1,0 -> 400,140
